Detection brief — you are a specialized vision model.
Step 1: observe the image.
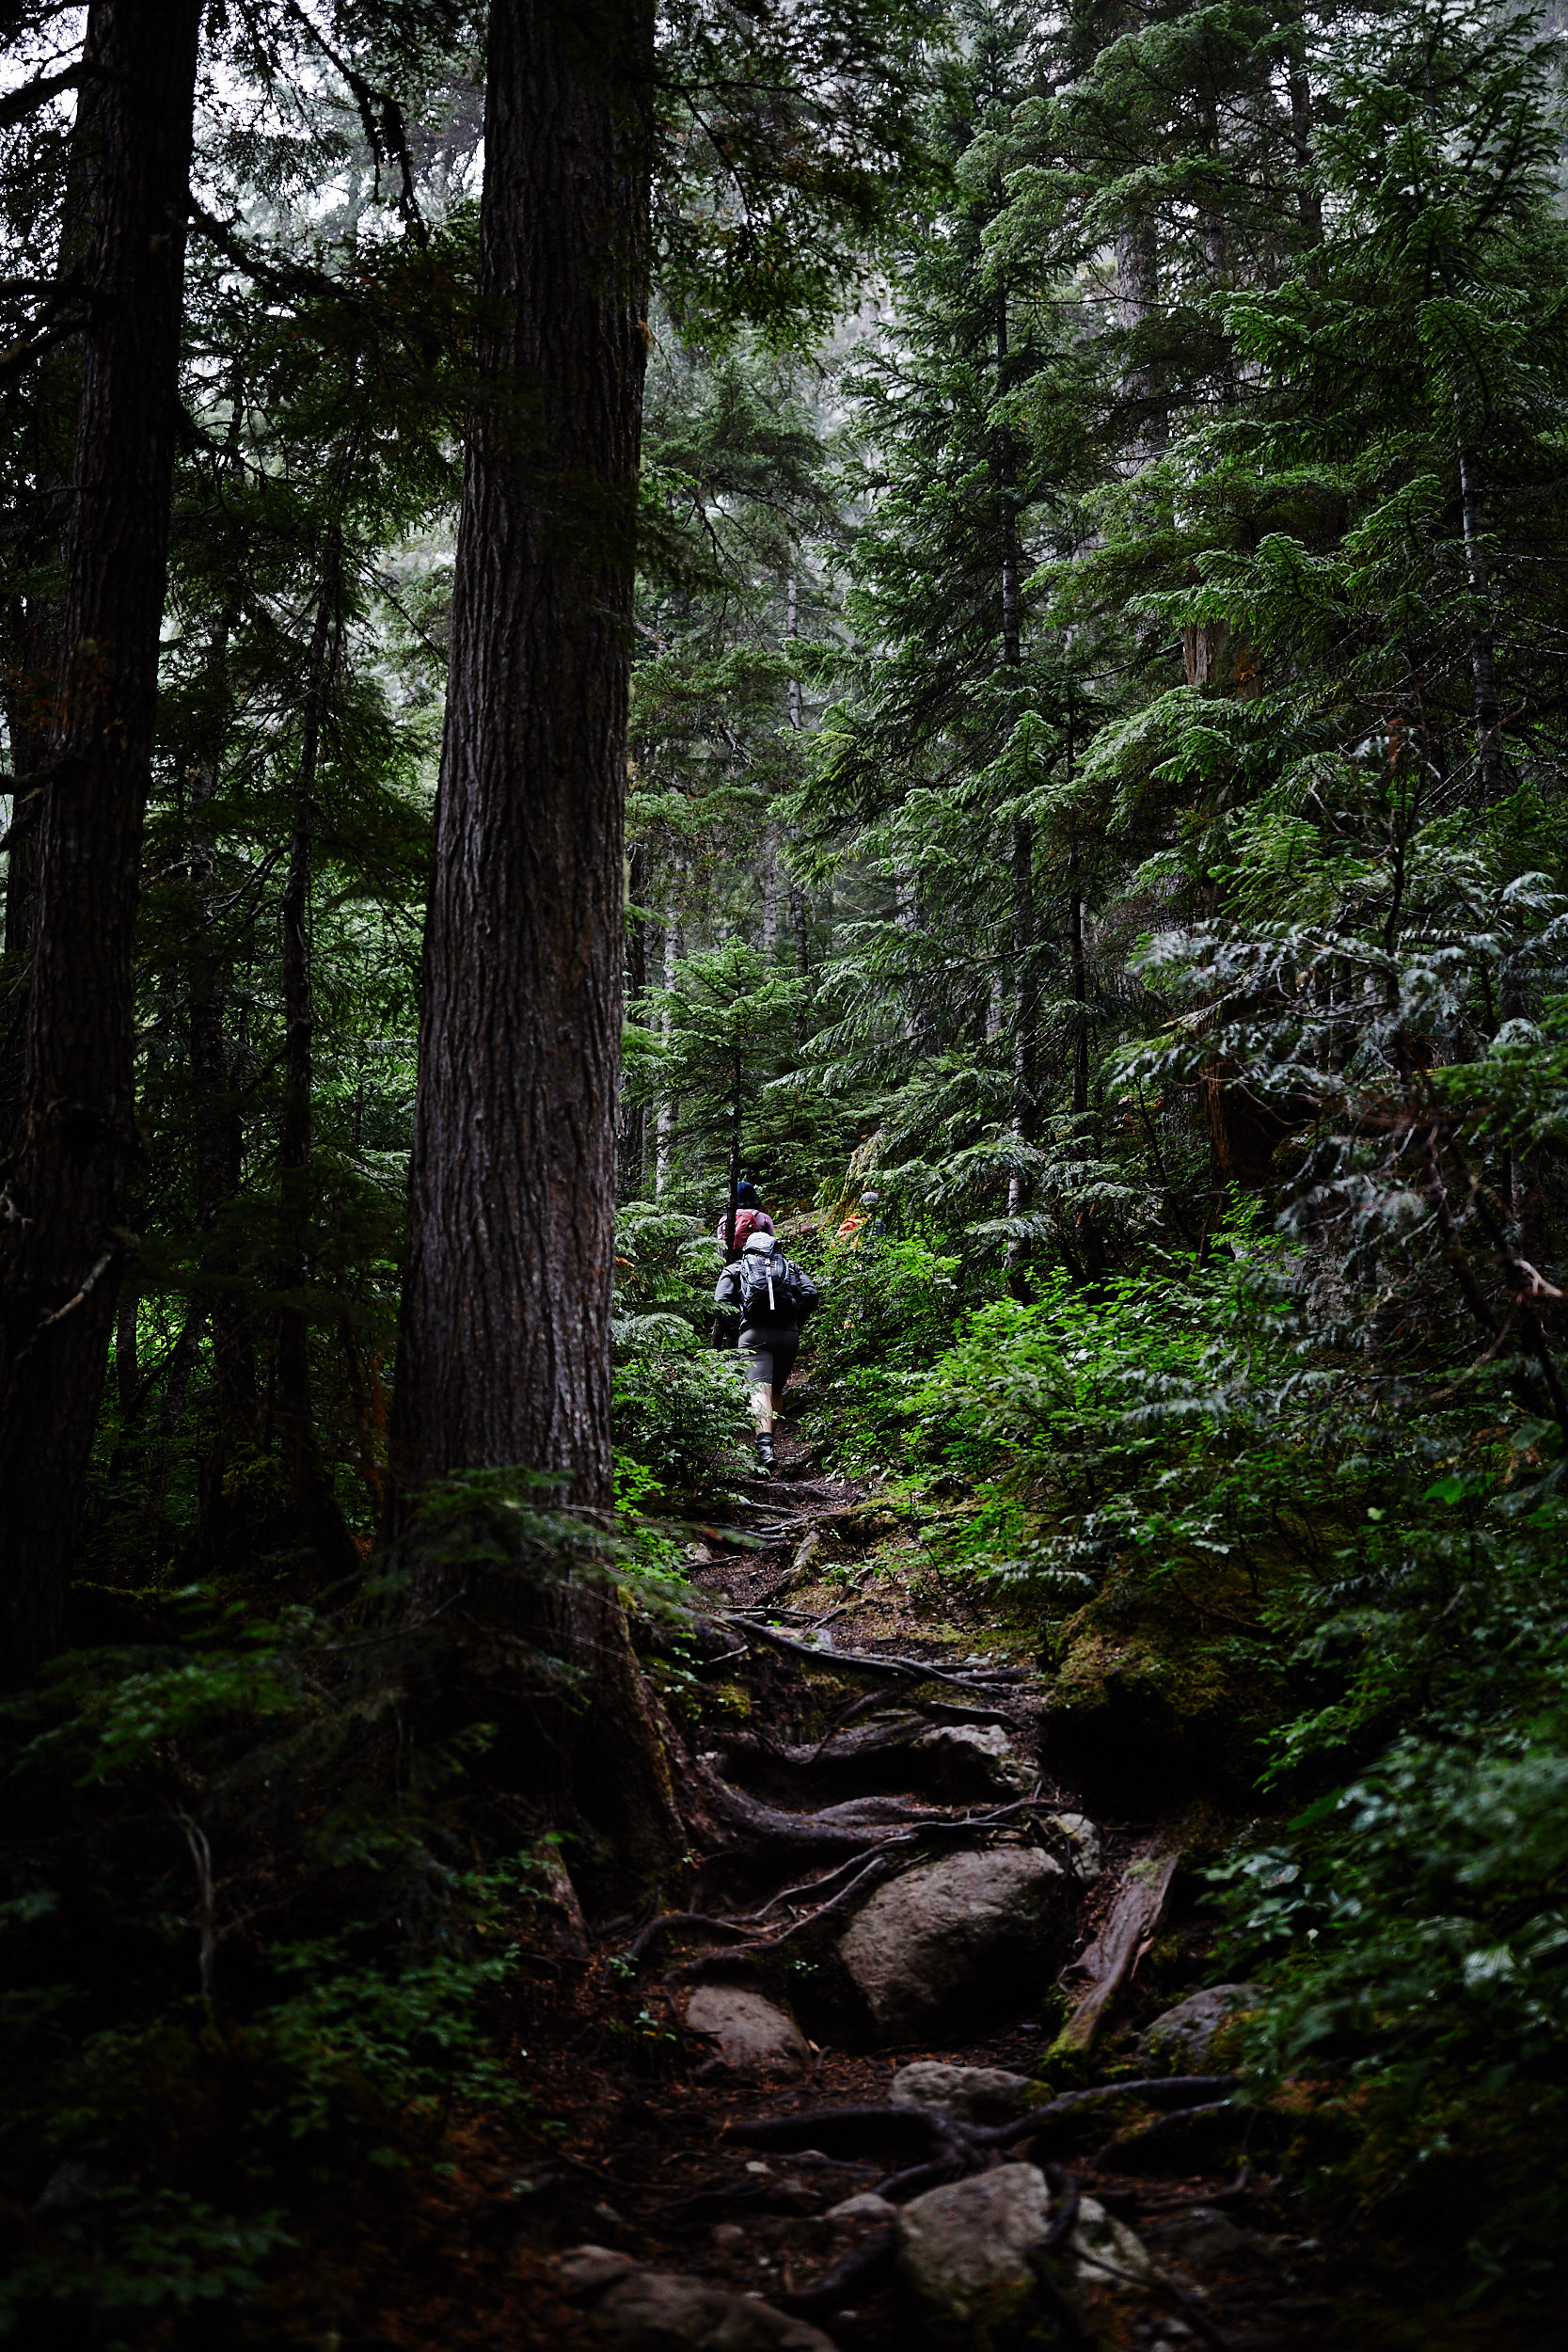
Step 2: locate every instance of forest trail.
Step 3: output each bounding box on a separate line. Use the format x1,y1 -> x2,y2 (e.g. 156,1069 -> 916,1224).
486,1406 -> 1334,2352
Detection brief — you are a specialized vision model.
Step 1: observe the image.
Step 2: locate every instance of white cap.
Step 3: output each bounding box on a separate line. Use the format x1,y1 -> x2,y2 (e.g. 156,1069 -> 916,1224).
742,1230 -> 777,1254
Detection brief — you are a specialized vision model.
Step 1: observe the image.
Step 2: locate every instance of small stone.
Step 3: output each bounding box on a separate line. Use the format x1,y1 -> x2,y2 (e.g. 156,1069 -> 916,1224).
1071,2195 -> 1157,2287
556,2246 -> 640,2296
1043,1811 -> 1103,1883
839,1844 -> 1072,2041
888,2062 -> 1034,2123
895,2162 -> 1054,2347
824,2191 -> 897,2221
711,2223 -> 747,2251
1139,1983 -> 1261,2073
685,1986 -> 809,2078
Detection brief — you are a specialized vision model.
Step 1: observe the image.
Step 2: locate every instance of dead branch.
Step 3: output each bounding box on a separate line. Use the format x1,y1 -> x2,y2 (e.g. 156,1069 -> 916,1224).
1054,1836 -> 1182,2057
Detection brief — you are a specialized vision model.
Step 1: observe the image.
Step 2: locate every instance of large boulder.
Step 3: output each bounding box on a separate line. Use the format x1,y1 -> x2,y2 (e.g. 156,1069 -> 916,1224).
838,1844 -> 1072,2040
895,2163 -> 1053,2347
555,2247 -> 835,2351
1139,1982 -> 1261,2073
889,2063 -> 1034,2124
684,1986 -> 809,2079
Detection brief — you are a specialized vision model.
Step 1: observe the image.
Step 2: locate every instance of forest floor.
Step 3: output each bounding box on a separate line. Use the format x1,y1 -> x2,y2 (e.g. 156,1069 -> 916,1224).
335,1397 -> 1417,2352
341,1392 -> 1382,2352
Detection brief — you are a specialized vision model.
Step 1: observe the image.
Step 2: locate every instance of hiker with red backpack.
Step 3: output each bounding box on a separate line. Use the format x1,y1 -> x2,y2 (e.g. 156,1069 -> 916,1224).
713,1225 -> 820,1475
714,1179 -> 774,1254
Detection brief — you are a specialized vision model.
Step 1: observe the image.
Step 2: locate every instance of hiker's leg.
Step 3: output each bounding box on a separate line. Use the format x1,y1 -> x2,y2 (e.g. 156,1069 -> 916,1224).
768,1334 -> 799,1404
740,1339 -> 775,1431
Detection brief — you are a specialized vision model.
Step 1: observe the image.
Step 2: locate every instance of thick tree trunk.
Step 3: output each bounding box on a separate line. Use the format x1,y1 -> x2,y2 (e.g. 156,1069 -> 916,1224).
389,0 -> 680,1876
0,0 -> 203,1689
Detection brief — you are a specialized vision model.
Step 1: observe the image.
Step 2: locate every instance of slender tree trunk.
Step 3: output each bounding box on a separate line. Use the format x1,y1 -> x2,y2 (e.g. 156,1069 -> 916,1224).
145,1301 -> 205,1550
388,0 -> 680,1875
189,667 -> 259,1469
275,564 -> 357,1585
656,859 -> 683,1194
0,0 -> 204,1689
996,287 -> 1034,1299
1285,8 -> 1323,245
725,1057 -> 741,1263
1069,844 -> 1088,1120
761,827 -> 779,952
618,834 -> 649,1196
1457,442 -> 1506,801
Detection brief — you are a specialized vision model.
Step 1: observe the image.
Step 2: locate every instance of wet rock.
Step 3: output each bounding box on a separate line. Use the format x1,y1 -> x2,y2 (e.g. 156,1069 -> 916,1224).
1140,1983 -> 1261,2073
895,2162 -> 1054,2346
1042,1811 -> 1103,1884
911,1724 -> 1033,1799
555,2245 -> 836,2350
825,2190 -> 899,2222
1140,2204 -> 1277,2279
685,1986 -> 809,2078
889,2063 -> 1034,2124
839,1843 -> 1072,2040
1069,2195 -> 1157,2288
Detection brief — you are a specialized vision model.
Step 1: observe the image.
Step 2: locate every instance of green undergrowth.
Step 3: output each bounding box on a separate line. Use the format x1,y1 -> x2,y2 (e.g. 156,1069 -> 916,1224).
0,1472 -> 692,2349
802,1216 -> 1568,2316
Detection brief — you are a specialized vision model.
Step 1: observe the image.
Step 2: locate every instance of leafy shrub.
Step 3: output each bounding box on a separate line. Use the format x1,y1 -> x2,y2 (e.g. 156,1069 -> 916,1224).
799,1233 -> 964,1467
612,1199 -> 752,1501
0,1474 -> 672,2347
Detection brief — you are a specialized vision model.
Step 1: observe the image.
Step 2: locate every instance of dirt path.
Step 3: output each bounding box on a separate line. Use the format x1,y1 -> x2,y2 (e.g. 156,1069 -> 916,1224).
439,1406 -> 1334,2352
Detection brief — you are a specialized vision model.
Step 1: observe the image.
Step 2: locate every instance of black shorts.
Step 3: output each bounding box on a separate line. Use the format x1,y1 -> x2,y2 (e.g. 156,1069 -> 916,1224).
737,1327 -> 799,1393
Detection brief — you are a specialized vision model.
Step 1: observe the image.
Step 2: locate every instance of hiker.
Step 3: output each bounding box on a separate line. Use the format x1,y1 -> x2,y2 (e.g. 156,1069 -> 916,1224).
715,1179 -> 774,1254
713,1228 -> 820,1474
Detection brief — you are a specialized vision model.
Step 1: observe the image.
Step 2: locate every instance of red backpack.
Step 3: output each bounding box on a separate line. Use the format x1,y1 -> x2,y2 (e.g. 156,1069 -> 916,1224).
719,1208 -> 765,1253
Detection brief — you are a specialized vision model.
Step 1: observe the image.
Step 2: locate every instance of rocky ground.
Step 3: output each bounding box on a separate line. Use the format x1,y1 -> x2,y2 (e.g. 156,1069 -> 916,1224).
414,1410 -> 1341,2352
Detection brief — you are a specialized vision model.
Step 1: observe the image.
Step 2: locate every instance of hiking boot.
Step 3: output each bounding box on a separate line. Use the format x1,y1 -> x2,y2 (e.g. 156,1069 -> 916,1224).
754,1431 -> 775,1473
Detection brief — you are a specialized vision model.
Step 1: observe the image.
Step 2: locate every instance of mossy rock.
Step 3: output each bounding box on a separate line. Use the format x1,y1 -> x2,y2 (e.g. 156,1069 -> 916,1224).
1041,1602 -> 1282,1802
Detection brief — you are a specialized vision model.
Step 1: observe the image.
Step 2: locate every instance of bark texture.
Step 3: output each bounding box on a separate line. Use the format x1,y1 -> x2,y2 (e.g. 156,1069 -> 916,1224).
0,0 -> 203,1687
389,0 -> 679,1875
392,0 -> 651,1506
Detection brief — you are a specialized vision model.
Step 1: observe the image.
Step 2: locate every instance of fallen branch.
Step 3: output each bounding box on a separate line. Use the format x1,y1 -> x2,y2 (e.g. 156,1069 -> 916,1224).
1053,1836 -> 1182,2057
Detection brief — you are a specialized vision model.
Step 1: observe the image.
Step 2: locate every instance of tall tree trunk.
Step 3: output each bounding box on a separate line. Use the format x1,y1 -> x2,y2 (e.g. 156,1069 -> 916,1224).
996,286 -> 1034,1300
388,0 -> 680,1876
0,22 -> 107,1155
275,564 -> 358,1586
1285,6 -> 1323,245
0,0 -> 204,1689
